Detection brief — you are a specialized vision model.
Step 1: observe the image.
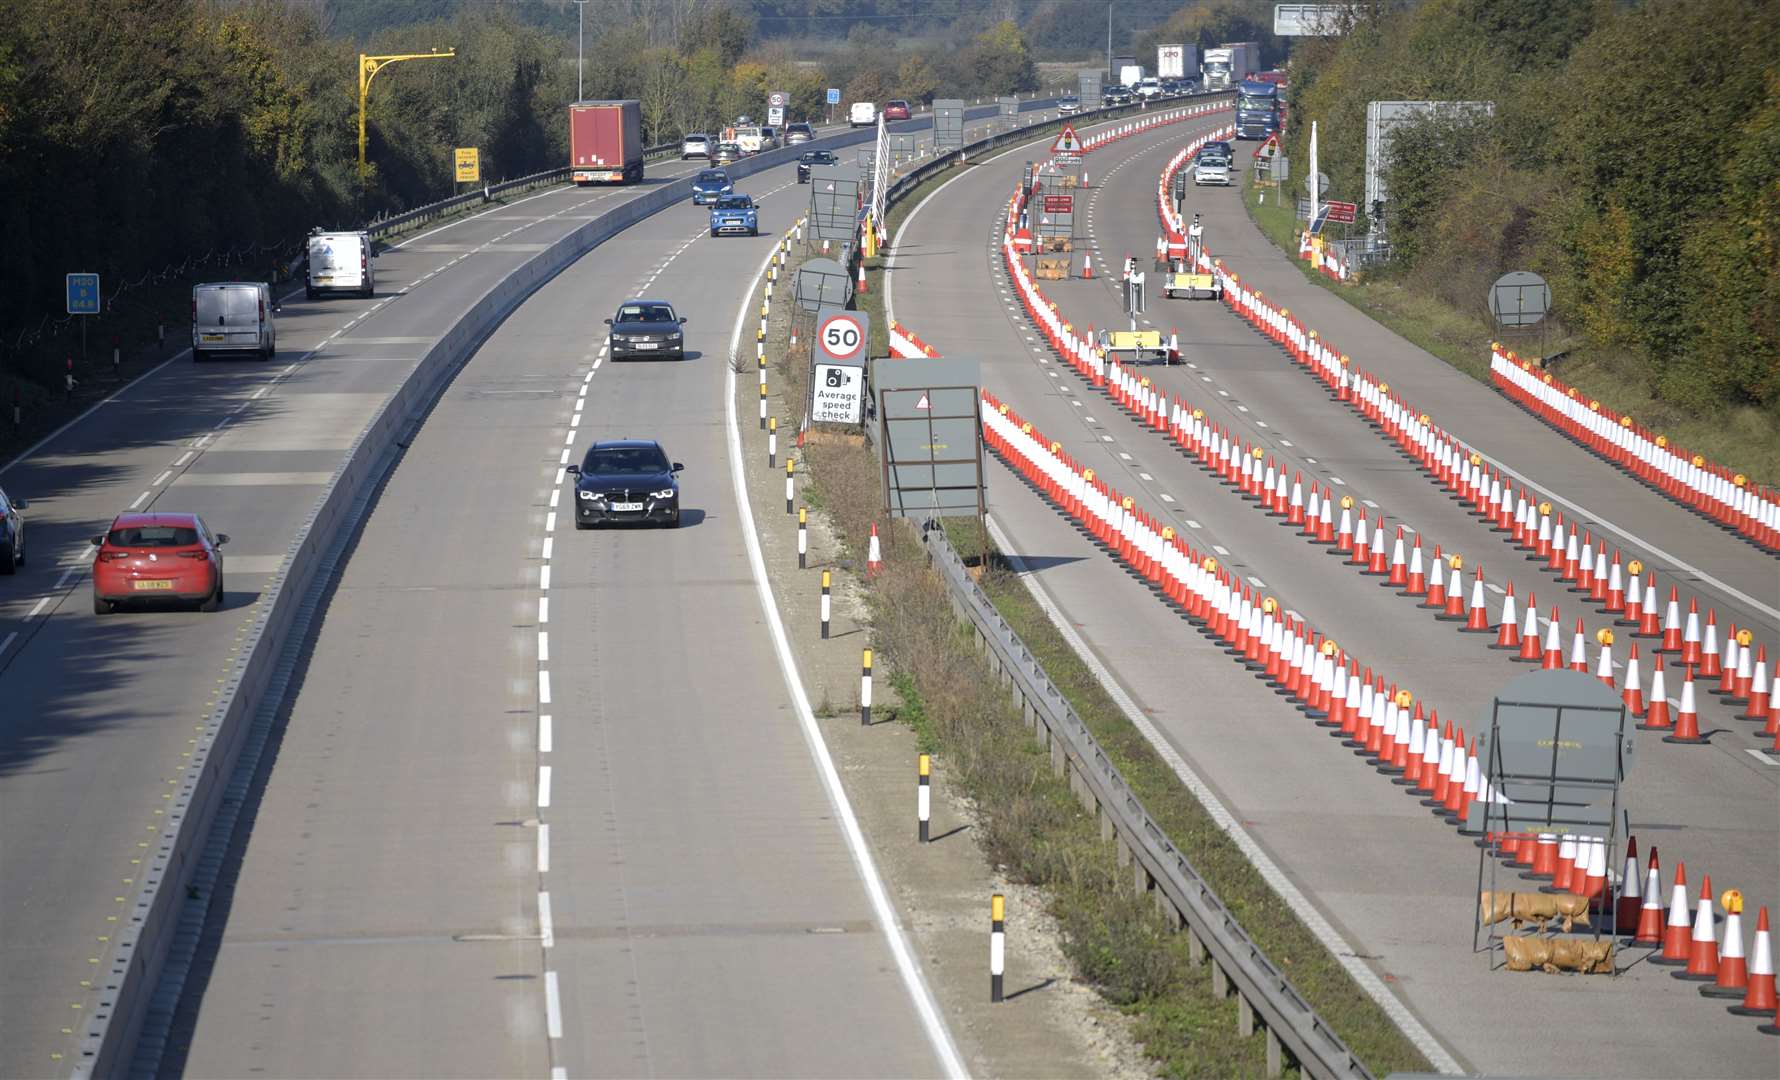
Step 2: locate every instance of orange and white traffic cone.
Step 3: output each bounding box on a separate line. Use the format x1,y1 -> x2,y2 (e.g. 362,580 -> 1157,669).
1596,629 -> 1616,687
1680,598 -> 1702,666
1492,583 -> 1521,650
1385,527 -> 1408,586
1365,519 -> 1390,575
1715,625 -> 1741,696
1641,657 -> 1673,730
1547,833 -> 1579,893
1421,547 -> 1448,609
856,259 -> 869,294
1082,252 -> 1094,279
1578,836 -> 1607,904
1651,862 -> 1694,965
1705,893 -> 1750,999
1401,535 -> 1427,596
1525,831 -> 1559,881
1675,876 -> 1720,981
1741,647 -> 1772,724
1603,550 -> 1627,615
1615,836 -> 1643,930
1622,645 -> 1646,715
1658,586 -> 1684,650
1462,567 -> 1491,632
1568,617 -> 1589,671
1633,847 -> 1665,944
1436,559 -> 1466,621
1638,574 -> 1664,637
867,523 -> 883,577
1541,609 -> 1565,669
1663,668 -> 1706,744
1700,609 -> 1722,678
1516,593 -> 1543,662
1729,907 -> 1777,1015
1621,567 -> 1647,628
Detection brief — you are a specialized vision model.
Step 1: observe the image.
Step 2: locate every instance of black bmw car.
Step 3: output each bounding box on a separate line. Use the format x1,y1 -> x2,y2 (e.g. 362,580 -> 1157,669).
567,440 -> 683,529
605,299 -> 686,360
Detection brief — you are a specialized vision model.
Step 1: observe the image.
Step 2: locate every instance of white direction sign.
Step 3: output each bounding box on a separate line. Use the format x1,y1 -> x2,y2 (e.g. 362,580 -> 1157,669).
816,309 -> 869,365
1051,123 -> 1083,154
812,363 -> 864,423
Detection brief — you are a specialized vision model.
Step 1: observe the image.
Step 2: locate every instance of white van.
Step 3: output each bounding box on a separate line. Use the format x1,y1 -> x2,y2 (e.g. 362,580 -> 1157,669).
305,230 -> 374,300
192,282 -> 276,360
849,101 -> 877,128
733,126 -> 766,154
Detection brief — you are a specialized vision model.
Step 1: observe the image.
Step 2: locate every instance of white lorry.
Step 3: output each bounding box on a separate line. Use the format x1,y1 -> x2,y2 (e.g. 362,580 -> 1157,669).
1202,42 -> 1258,91
305,230 -> 374,300
1156,44 -> 1197,81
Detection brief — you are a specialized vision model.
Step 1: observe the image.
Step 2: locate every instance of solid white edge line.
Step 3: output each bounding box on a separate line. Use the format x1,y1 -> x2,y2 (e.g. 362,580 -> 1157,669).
888,115 -> 1463,1076
725,233 -> 968,1080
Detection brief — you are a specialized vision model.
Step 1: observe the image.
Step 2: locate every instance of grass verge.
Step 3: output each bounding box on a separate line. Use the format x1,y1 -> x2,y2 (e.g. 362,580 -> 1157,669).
767,137 -> 1432,1076
1238,169 -> 1780,484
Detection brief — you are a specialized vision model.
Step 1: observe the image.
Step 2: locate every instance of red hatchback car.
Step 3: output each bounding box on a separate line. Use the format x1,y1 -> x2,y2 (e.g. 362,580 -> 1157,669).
883,100 -> 912,121
90,512 -> 228,614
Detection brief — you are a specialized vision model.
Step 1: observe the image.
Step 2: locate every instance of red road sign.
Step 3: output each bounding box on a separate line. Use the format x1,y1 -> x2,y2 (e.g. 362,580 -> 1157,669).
1044,194 -> 1074,214
1324,200 -> 1357,223
817,311 -> 867,364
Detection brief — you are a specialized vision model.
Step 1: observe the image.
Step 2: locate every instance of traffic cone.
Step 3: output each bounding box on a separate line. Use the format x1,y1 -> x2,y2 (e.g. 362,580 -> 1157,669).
1658,585 -> 1683,648
1680,598 -> 1702,665
1729,907 -> 1776,1015
1421,546 -> 1448,609
1436,559 -> 1466,621
1587,544 -> 1609,603
1385,527 -> 1408,586
1491,584 -> 1521,649
1615,837 -> 1643,930
1541,609 -> 1564,669
1705,896 -> 1749,999
1525,832 -> 1559,880
1621,568 -> 1647,628
1516,593 -> 1543,662
1638,574 -> 1664,637
1634,848 -> 1665,943
1741,647 -> 1771,724
1604,551 -> 1627,614
1699,609 -> 1722,677
1082,252 -> 1094,279
1578,836 -> 1607,903
1641,658 -> 1672,729
1651,862 -> 1693,965
1715,626 -> 1741,695
1441,729 -> 1469,819
1596,632 -> 1616,688
1567,618 -> 1589,671
867,523 -> 883,577
1622,645 -> 1645,714
1398,709 -> 1428,787
856,258 -> 869,294
1461,568 -> 1491,632
1675,876 -> 1720,981
1400,535 -> 1427,596
1662,668 -> 1706,744
1546,833 -> 1579,893
1365,519 -> 1390,575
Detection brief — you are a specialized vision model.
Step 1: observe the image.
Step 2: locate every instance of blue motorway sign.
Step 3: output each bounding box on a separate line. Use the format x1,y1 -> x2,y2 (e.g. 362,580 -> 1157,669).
826,87 -> 841,105
66,272 -> 101,315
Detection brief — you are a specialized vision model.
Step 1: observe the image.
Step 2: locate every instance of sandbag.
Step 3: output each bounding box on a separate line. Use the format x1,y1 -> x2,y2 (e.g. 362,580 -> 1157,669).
1502,934 -> 1613,974
1479,890 -> 1594,933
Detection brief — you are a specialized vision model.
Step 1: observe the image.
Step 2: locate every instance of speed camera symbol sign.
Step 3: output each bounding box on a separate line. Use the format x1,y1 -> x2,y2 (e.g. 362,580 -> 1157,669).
817,310 -> 868,364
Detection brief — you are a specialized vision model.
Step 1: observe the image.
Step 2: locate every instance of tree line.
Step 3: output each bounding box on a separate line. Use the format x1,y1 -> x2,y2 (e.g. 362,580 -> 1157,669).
1284,0 -> 1780,416
0,0 -> 1061,389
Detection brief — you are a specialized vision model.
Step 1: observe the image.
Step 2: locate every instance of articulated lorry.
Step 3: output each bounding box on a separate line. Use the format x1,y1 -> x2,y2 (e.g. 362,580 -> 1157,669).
1156,43 -> 1198,82
1202,42 -> 1258,91
569,99 -> 644,184
1234,78 -> 1282,140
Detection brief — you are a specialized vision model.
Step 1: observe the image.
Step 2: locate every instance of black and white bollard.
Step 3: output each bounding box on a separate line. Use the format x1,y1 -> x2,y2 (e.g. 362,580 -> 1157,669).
785,460 -> 795,514
860,649 -> 873,726
768,417 -> 777,469
797,507 -> 808,569
917,752 -> 931,841
819,570 -> 831,640
759,382 -> 768,429
990,893 -> 1005,1002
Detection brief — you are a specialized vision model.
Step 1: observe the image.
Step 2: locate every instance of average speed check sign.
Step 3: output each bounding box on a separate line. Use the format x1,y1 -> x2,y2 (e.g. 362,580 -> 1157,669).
816,309 -> 869,365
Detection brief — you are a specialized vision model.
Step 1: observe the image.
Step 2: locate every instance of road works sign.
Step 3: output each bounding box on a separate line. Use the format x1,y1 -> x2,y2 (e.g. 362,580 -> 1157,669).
454,147 -> 480,183
1323,200 -> 1357,223
816,307 -> 869,365
1051,124 -> 1084,154
1043,194 -> 1074,214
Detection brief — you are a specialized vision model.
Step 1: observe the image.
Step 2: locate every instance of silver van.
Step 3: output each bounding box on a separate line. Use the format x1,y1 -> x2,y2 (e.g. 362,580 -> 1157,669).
306,230 -> 374,299
192,282 -> 276,360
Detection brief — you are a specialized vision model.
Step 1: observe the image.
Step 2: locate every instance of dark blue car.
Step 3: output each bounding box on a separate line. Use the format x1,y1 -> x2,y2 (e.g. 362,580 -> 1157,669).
709,194 -> 759,237
566,440 -> 683,529
691,168 -> 732,205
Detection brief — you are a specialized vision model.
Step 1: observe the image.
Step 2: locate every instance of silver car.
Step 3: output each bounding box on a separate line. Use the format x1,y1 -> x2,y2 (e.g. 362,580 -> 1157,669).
1194,159 -> 1231,186
784,123 -> 814,144
681,133 -> 712,160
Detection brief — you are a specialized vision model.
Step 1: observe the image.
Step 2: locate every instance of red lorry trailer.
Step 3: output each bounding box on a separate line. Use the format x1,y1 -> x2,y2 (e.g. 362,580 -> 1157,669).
570,100 -> 644,184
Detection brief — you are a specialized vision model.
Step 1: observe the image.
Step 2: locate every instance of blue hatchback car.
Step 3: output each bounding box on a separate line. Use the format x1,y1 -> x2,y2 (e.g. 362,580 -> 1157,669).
691,169 -> 732,205
709,194 -> 759,237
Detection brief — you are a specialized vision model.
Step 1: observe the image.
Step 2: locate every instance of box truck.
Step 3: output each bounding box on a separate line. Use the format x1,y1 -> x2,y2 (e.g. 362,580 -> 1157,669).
1202,43 -> 1258,91
1156,44 -> 1197,81
570,100 -> 644,184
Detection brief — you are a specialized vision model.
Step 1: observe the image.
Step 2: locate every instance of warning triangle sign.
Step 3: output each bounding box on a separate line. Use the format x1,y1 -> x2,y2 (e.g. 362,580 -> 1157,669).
1051,124 -> 1083,154
915,393 -> 931,410
1253,133 -> 1280,160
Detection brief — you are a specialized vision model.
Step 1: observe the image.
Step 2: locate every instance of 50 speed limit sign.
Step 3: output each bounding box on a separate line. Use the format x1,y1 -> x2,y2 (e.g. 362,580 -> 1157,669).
816,309 -> 869,365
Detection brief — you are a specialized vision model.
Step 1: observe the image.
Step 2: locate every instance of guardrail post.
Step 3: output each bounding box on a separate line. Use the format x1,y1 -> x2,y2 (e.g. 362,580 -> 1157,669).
1211,959 -> 1230,998
1266,1026 -> 1283,1077
1239,991 -> 1256,1037
1186,925 -> 1206,966
1155,891 -> 1183,930
1133,862 -> 1152,897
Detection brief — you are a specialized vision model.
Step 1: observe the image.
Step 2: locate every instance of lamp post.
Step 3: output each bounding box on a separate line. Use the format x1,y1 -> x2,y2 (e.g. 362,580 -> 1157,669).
358,48 -> 456,178
574,0 -> 589,101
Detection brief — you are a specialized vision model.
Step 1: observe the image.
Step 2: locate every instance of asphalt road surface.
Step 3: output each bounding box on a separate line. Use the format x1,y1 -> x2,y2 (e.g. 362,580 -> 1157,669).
888,113 -> 1779,1077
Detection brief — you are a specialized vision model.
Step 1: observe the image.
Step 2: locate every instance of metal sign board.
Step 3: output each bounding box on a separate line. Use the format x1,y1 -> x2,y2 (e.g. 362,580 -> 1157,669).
1078,71 -> 1102,103
1124,272 -> 1146,315
454,147 -> 480,183
875,356 -> 984,521
1270,153 -> 1290,182
1051,123 -> 1084,154
1463,669 -> 1635,837
1274,3 -> 1349,36
768,106 -> 785,126
1323,199 -> 1357,223
1490,271 -> 1552,328
888,133 -> 917,158
1043,194 -> 1074,214
998,95 -> 1020,118
768,90 -> 787,109
812,363 -> 864,423
826,87 -> 841,105
65,272 -> 101,315
1365,100 -> 1494,230
808,169 -> 863,241
795,259 -> 852,313
932,98 -> 966,154
815,306 -> 869,365
1302,170 -> 1331,196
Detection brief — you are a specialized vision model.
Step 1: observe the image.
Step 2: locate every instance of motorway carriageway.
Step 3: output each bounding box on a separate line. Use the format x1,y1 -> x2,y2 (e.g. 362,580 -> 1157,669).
888,112 -> 1778,1076
0,99 -> 1040,1076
